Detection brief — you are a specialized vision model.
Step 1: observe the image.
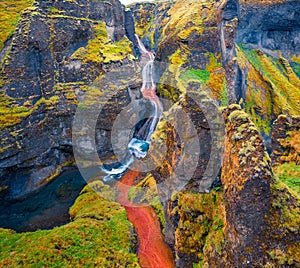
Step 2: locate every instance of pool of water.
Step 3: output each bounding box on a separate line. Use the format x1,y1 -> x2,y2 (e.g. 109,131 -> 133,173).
0,167 -> 96,232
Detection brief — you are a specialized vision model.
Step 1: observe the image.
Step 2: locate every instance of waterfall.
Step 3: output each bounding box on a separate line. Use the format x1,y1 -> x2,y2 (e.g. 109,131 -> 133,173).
102,35 -> 163,183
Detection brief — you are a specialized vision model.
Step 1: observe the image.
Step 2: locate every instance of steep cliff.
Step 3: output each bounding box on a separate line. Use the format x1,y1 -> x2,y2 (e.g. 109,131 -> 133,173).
149,104 -> 299,267
0,0 -> 139,199
0,0 -> 299,267
130,0 -> 300,138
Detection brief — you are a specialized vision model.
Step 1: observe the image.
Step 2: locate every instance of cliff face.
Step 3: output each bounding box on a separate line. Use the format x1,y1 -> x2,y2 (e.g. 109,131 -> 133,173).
128,1 -> 173,50
127,1 -> 300,265
150,104 -> 299,267
130,0 -> 300,137
0,1 -> 299,267
0,0 -> 139,199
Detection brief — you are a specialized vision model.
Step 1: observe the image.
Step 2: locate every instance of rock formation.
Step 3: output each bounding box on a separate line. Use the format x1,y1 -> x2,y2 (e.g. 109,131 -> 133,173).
0,0 -> 299,267
0,0 -> 140,199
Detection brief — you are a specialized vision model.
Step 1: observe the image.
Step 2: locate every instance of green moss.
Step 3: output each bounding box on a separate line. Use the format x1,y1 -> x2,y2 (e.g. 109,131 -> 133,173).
270,178 -> 300,233
274,162 -> 300,197
0,0 -> 34,51
220,79 -> 228,106
0,93 -> 38,130
291,63 -> 300,78
236,45 -> 300,135
71,21 -> 134,64
171,190 -> 226,266
0,181 -> 140,267
180,69 -> 210,85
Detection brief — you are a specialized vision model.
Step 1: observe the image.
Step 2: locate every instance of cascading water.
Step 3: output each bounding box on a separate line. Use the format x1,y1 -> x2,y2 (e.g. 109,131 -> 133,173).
102,35 -> 163,183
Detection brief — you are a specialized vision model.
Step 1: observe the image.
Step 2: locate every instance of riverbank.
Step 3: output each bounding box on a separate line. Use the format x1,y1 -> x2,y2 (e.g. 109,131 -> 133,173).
117,170 -> 175,268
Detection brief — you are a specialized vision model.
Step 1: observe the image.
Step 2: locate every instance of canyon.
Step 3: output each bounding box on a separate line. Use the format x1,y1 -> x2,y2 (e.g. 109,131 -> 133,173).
0,0 -> 299,267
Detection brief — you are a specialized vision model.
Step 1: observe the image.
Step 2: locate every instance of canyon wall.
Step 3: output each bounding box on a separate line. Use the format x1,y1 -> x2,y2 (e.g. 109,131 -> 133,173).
129,0 -> 300,266
0,0 -> 140,199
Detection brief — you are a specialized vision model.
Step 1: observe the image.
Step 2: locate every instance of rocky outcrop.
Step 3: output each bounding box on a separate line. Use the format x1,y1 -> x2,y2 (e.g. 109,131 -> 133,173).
131,0 -> 300,137
129,1 -> 173,50
271,115 -> 300,165
0,0 -> 139,199
150,104 -> 299,267
221,104 -> 272,266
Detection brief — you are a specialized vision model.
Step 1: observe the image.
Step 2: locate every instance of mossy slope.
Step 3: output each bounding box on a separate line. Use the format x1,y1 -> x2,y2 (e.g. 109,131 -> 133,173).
237,45 -> 300,135
0,181 -> 140,267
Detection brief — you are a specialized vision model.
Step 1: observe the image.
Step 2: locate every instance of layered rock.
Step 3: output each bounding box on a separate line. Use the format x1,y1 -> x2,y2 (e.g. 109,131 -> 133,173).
0,0 -> 139,199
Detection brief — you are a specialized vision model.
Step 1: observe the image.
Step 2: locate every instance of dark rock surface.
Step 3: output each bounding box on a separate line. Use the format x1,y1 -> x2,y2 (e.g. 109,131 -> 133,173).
237,0 -> 300,56
0,0 -> 139,199
221,105 -> 273,266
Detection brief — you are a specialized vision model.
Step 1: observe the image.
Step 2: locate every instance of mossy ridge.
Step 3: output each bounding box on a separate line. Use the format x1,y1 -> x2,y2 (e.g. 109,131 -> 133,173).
179,52 -> 227,104
238,45 -> 300,114
0,0 -> 34,51
128,174 -> 166,230
0,181 -> 140,267
170,190 -> 226,266
236,45 -> 300,135
71,21 -> 134,64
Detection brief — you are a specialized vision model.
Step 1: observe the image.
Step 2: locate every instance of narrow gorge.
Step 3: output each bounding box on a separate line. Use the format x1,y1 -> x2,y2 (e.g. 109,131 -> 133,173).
0,0 -> 299,267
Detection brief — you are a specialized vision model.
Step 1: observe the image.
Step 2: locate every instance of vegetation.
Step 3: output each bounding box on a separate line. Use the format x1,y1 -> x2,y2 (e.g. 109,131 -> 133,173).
267,179 -> 300,266
0,94 -> 62,131
181,69 -> 210,85
0,0 -> 33,51
161,0 -> 214,42
236,45 -> 300,135
171,190 -> 226,266
274,162 -> 300,197
71,21 -> 134,64
0,181 -> 140,267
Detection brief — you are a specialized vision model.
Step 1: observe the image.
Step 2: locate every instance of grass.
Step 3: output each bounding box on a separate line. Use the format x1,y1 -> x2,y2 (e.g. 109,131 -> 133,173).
274,162 -> 300,197
0,181 -> 140,267
180,69 -> 210,85
0,0 -> 34,51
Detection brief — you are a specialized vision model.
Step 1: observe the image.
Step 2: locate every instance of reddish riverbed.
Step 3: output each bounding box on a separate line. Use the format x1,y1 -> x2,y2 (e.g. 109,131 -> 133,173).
116,170 -> 175,268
